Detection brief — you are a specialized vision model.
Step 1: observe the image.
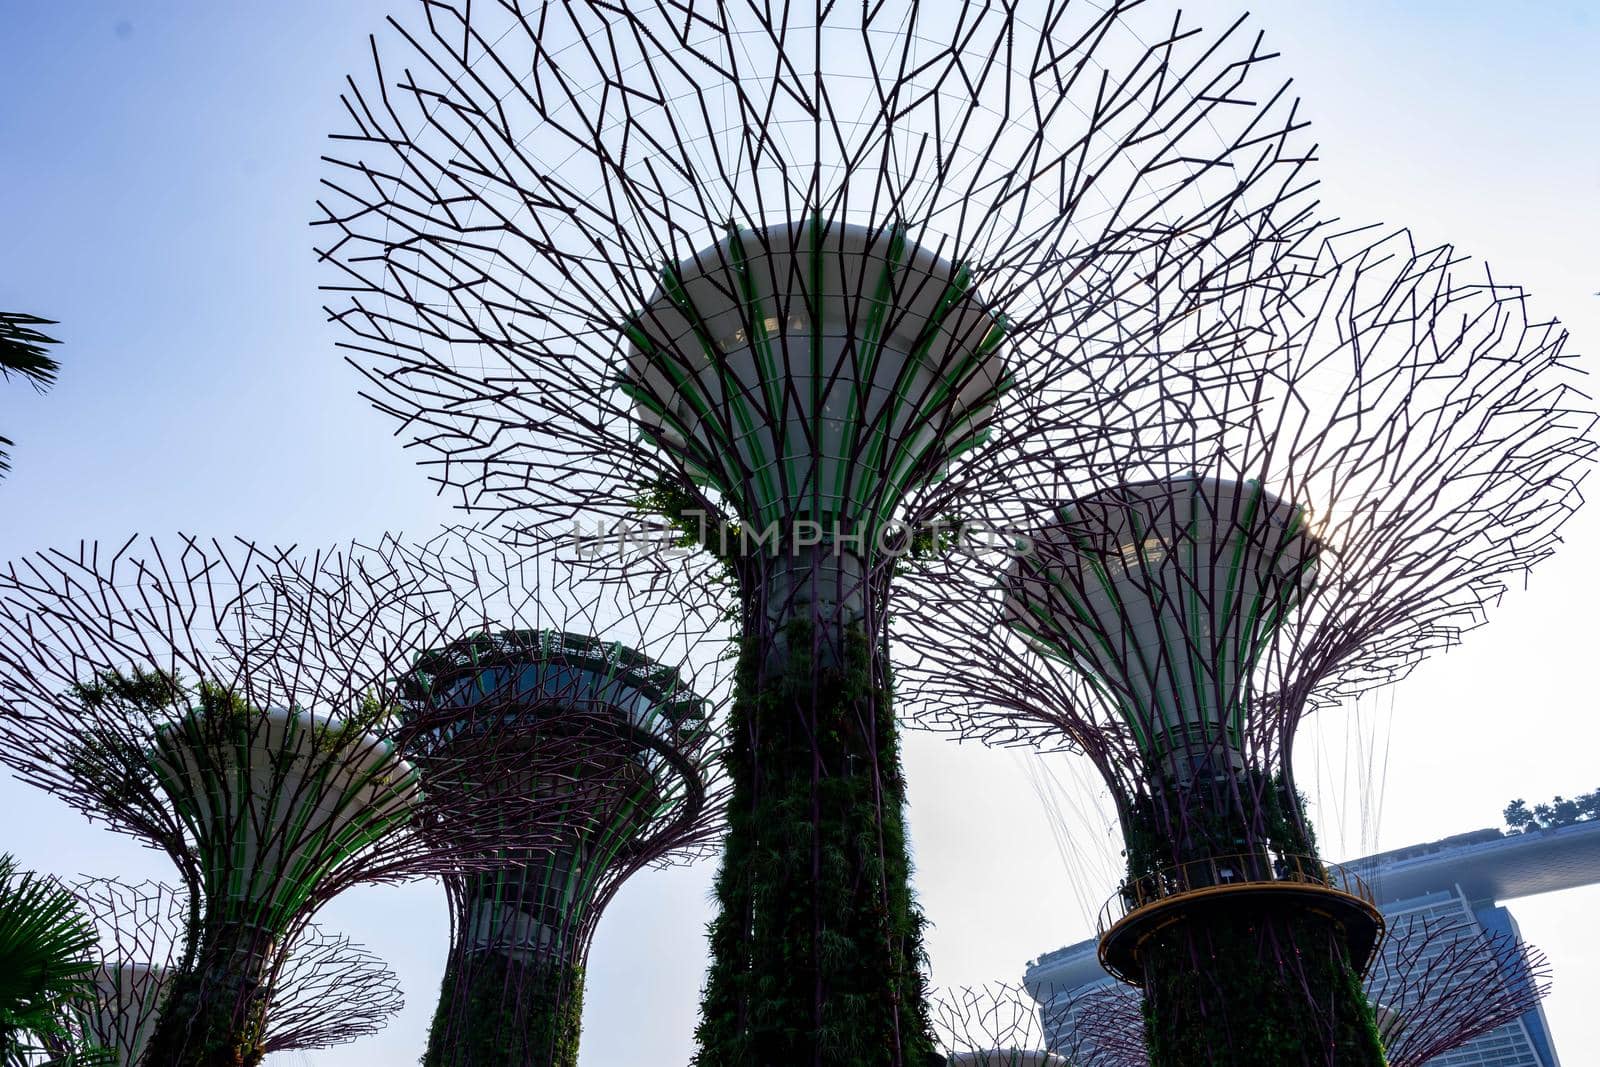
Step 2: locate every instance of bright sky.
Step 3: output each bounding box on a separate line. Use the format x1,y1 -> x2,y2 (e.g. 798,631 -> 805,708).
1,2 -> 1596,1065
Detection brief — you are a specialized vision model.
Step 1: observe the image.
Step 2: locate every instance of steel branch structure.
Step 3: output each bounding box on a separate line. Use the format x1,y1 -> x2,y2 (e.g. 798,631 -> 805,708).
70,877 -> 403,1065
0,536 -> 570,1067
930,983 -> 1071,1067
315,2 -> 1326,1061
1368,915 -> 1554,1067
374,532 -> 728,1067
899,226 -> 1594,1064
316,0 -> 1320,533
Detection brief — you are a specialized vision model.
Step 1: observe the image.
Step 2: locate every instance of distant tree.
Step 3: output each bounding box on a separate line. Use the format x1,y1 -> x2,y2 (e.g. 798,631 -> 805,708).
1503,799 -> 1535,832
0,312 -> 62,478
1504,788 -> 1600,833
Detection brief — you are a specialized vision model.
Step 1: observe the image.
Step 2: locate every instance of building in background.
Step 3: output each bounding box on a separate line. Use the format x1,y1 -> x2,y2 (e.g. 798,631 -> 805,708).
1025,820 -> 1600,1066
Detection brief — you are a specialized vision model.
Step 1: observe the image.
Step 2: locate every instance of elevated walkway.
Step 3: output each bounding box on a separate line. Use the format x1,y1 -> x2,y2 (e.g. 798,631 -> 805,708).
1026,820 -> 1600,994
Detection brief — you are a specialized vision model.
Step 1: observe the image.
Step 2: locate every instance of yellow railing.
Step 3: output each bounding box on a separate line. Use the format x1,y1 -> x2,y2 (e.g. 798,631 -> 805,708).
1097,853 -> 1377,938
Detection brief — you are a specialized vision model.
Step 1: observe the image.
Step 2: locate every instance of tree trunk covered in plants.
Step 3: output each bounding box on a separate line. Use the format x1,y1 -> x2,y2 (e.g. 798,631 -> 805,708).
1139,909 -> 1384,1067
139,920 -> 273,1067
1123,772 -> 1383,1067
694,622 -> 939,1067
423,948 -> 584,1067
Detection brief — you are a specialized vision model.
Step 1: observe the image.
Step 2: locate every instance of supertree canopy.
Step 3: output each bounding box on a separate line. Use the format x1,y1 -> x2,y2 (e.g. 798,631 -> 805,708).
625,221 -> 1008,590
623,220 -> 1010,664
315,1 -> 1326,1060
1365,914 -> 1554,1067
70,877 -> 404,1065
0,536 -> 569,1067
899,226 -> 1594,1065
380,532 -> 727,1067
1006,476 -> 1318,780
930,983 -> 1071,1067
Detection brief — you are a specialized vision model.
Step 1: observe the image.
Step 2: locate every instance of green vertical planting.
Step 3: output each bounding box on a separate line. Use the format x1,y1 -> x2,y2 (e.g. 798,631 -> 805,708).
694,622 -> 939,1067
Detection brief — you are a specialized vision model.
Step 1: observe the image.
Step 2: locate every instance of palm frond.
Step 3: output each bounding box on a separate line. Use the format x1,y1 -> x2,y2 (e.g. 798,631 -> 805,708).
0,314 -> 61,391
0,311 -> 61,478
0,856 -> 101,1064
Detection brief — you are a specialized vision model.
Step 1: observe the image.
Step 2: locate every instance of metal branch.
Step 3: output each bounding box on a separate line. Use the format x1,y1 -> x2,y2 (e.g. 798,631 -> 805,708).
0,533 -> 656,1063
369,529 -> 731,1065
315,0 -> 1323,541
941,923 -> 1553,1067
69,877 -> 404,1061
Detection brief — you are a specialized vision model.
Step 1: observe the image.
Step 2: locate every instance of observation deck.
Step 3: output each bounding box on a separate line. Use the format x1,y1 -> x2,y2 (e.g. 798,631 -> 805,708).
1095,853 -> 1383,984
1028,821 -> 1600,994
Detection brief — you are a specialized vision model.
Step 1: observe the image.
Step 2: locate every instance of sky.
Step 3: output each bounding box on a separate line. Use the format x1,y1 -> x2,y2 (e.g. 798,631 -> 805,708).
1,1 -> 1597,1064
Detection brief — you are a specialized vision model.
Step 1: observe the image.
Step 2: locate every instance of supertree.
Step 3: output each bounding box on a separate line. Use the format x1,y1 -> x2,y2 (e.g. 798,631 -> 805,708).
315,1 -> 1326,1059
929,983 -> 1071,1067
1010,915 -> 1553,1067
898,225 -> 1594,1064
69,877 -> 403,1065
1044,986 -> 1149,1067
0,535 -> 571,1067
1365,914 -> 1554,1067
372,531 -> 729,1067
